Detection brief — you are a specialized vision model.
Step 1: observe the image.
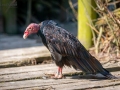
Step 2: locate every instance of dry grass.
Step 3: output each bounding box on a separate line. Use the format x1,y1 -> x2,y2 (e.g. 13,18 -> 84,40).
88,0 -> 120,61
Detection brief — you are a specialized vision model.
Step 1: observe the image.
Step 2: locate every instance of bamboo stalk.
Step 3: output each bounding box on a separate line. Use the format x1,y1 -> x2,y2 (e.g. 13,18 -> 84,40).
78,0 -> 97,49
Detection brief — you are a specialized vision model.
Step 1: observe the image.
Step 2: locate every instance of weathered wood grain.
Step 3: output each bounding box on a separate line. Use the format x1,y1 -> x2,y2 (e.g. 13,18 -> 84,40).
0,63 -> 120,90
0,64 -> 80,82
0,64 -> 55,75
1,77 -> 120,89
0,34 -> 51,68
0,46 -> 51,68
94,85 -> 120,90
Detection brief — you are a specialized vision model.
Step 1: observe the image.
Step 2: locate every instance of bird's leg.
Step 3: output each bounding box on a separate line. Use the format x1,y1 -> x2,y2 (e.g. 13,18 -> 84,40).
54,67 -> 63,79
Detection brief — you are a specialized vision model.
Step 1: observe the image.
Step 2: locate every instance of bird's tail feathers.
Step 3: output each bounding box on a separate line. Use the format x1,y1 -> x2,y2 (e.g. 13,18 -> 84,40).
70,56 -> 117,79
102,68 -> 117,79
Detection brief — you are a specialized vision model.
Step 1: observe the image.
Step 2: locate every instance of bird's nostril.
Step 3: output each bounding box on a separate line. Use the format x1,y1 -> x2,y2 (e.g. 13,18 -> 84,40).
24,31 -> 28,34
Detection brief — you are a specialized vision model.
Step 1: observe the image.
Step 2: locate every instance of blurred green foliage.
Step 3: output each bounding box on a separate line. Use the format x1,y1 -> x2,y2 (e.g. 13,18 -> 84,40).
0,0 -> 77,34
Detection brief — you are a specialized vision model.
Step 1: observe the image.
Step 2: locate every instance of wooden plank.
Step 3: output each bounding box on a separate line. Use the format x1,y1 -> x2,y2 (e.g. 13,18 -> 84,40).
0,64 -> 55,75
0,63 -> 119,82
0,46 -> 50,68
0,52 -> 50,63
0,79 -> 80,89
93,85 -> 120,90
0,64 -> 120,89
0,46 -> 48,58
0,62 -> 119,75
48,80 -> 120,90
1,77 -> 120,89
0,67 -> 119,83
0,66 -> 80,82
0,34 -> 51,67
45,80 -> 120,90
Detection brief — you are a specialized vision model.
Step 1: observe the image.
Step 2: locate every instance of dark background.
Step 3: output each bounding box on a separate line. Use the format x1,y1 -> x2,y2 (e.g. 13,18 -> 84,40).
0,0 -> 77,35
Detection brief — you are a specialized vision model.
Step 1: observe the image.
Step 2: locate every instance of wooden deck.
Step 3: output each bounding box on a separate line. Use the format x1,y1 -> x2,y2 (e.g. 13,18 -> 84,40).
0,64 -> 120,90
0,34 -> 120,90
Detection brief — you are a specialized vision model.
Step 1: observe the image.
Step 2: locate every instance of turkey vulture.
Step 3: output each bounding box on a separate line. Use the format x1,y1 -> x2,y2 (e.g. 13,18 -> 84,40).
23,20 -> 116,79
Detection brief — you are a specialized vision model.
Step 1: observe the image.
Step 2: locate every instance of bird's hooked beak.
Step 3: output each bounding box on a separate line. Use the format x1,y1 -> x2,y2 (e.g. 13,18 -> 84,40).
23,30 -> 29,39
23,34 -> 27,39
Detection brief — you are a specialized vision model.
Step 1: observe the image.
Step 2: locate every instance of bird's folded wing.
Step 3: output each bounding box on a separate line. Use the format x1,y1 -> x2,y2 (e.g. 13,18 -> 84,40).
42,24 -> 79,57
42,24 -> 105,73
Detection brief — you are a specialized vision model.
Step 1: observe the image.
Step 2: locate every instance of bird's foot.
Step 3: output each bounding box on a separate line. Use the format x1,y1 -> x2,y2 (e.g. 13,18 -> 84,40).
51,73 -> 63,79
55,73 -> 63,79
50,67 -> 63,79
46,67 -> 63,79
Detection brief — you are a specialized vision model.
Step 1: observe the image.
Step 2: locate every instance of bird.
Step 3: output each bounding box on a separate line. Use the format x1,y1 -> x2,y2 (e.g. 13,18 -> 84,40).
23,20 -> 116,79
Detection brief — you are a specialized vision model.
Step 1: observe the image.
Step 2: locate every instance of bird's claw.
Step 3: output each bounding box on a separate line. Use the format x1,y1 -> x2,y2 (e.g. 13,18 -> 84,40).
51,74 -> 63,79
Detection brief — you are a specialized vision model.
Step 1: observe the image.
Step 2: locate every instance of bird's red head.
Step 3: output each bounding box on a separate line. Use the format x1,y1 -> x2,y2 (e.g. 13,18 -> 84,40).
23,23 -> 40,39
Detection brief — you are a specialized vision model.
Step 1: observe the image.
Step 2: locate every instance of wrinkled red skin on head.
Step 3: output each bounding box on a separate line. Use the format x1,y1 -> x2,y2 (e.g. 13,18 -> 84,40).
23,23 -> 40,38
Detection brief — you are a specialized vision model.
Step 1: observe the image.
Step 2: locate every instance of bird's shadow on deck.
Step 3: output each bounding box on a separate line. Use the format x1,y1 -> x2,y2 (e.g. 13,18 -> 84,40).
65,74 -> 108,81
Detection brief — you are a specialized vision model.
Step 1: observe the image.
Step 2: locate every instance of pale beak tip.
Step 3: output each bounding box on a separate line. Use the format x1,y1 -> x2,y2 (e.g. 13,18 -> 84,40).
23,34 -> 27,39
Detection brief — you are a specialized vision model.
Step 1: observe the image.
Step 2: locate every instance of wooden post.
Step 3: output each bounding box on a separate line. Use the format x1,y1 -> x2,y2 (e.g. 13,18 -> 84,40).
78,0 -> 96,49
1,0 -> 17,34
